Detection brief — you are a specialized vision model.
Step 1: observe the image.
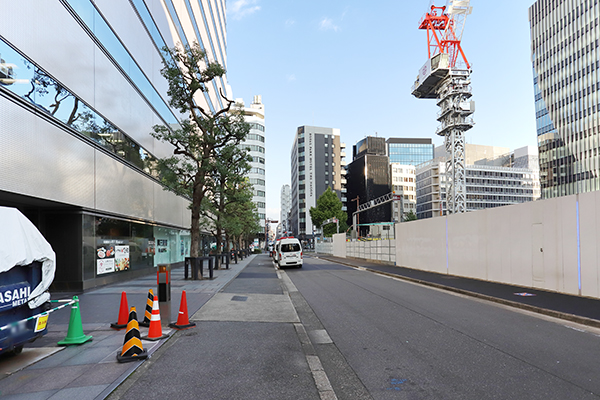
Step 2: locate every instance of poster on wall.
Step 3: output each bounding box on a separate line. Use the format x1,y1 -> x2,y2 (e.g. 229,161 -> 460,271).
97,239 -> 130,275
115,245 -> 130,271
157,239 -> 168,253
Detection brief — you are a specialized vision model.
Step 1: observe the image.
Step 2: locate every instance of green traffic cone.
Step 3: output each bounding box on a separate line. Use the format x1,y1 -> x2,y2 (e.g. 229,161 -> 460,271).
58,296 -> 93,346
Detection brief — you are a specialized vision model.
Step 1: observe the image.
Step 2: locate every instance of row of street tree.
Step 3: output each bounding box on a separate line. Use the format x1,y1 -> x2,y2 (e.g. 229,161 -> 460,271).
151,43 -> 260,259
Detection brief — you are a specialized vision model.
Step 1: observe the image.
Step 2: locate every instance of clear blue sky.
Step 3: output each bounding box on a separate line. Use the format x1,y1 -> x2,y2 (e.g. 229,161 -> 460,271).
225,0 -> 537,221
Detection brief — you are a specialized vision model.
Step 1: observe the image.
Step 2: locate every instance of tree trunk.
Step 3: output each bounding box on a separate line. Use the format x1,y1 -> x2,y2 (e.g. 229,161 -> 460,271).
190,180 -> 203,258
214,225 -> 222,269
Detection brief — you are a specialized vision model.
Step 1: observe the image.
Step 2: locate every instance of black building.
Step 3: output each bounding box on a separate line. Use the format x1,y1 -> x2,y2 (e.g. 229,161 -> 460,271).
346,137 -> 392,235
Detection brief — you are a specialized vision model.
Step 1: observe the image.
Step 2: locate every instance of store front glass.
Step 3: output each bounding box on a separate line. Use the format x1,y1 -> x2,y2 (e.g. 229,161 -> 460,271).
83,215 -> 190,279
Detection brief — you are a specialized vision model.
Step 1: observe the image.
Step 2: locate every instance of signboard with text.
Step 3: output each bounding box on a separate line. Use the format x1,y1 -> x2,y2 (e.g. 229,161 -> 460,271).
97,239 -> 130,275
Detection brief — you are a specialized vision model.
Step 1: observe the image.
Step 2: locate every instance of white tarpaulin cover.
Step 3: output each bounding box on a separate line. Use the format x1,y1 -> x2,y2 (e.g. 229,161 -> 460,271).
0,207 -> 56,309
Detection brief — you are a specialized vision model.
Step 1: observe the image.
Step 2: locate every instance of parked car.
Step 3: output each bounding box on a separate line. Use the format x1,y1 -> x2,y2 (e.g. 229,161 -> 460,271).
272,240 -> 281,264
276,237 -> 303,268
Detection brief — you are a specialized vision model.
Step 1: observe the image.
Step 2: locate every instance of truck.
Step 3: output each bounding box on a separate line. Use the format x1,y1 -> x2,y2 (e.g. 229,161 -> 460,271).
0,207 -> 55,356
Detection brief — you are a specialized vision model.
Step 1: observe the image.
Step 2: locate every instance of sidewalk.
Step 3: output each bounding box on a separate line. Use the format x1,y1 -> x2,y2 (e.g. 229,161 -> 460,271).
316,254 -> 600,328
0,255 -> 255,400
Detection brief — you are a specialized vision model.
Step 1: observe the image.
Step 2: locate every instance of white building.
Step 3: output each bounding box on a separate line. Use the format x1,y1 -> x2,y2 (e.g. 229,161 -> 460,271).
390,164 -> 417,222
417,145 -> 541,219
238,96 -> 266,236
0,1 -> 228,290
280,184 -> 291,235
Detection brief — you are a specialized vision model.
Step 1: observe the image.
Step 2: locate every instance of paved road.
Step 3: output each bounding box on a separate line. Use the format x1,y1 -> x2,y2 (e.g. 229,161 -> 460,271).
285,256 -> 600,399
107,255 -> 600,399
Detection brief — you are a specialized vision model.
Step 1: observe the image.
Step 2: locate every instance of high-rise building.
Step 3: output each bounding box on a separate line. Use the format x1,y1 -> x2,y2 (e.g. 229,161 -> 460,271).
416,145 -> 541,219
238,96 -> 266,237
387,138 -> 434,165
280,184 -> 291,235
290,126 -> 346,241
0,1 -> 228,290
390,164 -> 417,222
346,137 -> 392,234
529,1 -> 600,198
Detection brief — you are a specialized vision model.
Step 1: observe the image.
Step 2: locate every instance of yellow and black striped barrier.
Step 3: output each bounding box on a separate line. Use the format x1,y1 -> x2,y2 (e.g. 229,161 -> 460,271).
117,307 -> 148,363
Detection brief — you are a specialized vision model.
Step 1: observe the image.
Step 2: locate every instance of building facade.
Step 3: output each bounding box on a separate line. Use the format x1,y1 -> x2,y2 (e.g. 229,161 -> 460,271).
529,0 -> 600,198
417,145 -> 541,219
280,184 -> 291,236
290,126 -> 346,241
346,137 -> 392,234
0,0 -> 228,290
238,96 -> 266,238
387,138 -> 434,165
390,164 -> 417,222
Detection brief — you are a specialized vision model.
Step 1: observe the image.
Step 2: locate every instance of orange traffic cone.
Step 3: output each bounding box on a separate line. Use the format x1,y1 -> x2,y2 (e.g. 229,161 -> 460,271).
169,291 -> 196,330
141,296 -> 169,341
139,289 -> 154,327
116,307 -> 148,363
110,292 -> 129,330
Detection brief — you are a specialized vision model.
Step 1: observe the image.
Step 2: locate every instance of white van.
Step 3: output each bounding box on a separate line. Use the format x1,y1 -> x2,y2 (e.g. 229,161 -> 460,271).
272,240 -> 281,263
276,237 -> 303,268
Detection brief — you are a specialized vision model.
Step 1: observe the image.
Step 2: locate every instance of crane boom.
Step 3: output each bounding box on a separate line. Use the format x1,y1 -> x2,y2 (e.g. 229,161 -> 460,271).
412,0 -> 475,215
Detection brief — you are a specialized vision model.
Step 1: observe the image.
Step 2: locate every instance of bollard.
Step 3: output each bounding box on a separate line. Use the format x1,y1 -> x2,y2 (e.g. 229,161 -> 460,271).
196,258 -> 203,280
208,257 -> 214,280
157,264 -> 171,325
184,257 -> 191,280
225,252 -> 230,269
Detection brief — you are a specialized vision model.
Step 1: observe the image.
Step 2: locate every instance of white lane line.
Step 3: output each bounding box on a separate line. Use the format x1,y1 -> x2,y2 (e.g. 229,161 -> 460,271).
279,268 -> 338,400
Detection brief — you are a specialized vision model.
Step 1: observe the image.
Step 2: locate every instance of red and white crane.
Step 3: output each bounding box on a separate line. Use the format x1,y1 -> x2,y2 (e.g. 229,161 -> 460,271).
412,0 -> 475,215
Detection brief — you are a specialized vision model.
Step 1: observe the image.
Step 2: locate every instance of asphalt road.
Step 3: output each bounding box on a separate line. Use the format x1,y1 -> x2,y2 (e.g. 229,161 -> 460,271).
286,256 -> 600,399
108,255 -> 600,399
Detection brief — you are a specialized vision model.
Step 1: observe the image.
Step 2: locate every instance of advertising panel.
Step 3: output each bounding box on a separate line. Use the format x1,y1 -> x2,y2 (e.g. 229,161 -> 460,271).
96,239 -> 130,275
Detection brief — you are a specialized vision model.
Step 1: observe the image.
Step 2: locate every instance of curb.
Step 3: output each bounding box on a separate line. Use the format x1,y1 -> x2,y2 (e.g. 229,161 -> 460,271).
315,256 -> 600,330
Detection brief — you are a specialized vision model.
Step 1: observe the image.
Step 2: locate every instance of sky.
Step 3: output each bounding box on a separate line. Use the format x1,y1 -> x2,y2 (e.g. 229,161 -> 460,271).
225,0 -> 538,221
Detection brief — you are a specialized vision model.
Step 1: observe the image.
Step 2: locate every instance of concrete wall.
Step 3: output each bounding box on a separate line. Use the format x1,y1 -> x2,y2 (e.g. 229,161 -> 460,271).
332,234 -> 346,258
318,191 -> 600,300
315,241 -> 333,255
396,192 -> 597,298
346,239 -> 396,264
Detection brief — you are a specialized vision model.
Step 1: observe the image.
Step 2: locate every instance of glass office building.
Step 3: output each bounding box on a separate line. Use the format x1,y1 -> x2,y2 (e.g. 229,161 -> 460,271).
529,0 -> 600,198
387,138 -> 435,166
0,0 -> 228,290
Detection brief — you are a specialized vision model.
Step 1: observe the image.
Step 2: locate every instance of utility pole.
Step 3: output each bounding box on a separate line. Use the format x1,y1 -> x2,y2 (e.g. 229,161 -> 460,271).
351,196 -> 359,237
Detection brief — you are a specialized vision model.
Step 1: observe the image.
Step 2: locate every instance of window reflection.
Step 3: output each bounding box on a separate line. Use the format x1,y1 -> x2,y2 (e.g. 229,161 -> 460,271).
0,38 -> 154,174
63,0 -> 180,125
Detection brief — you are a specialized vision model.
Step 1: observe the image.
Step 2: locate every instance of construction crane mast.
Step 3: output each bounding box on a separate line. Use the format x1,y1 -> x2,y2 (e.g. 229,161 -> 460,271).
412,1 -> 475,214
